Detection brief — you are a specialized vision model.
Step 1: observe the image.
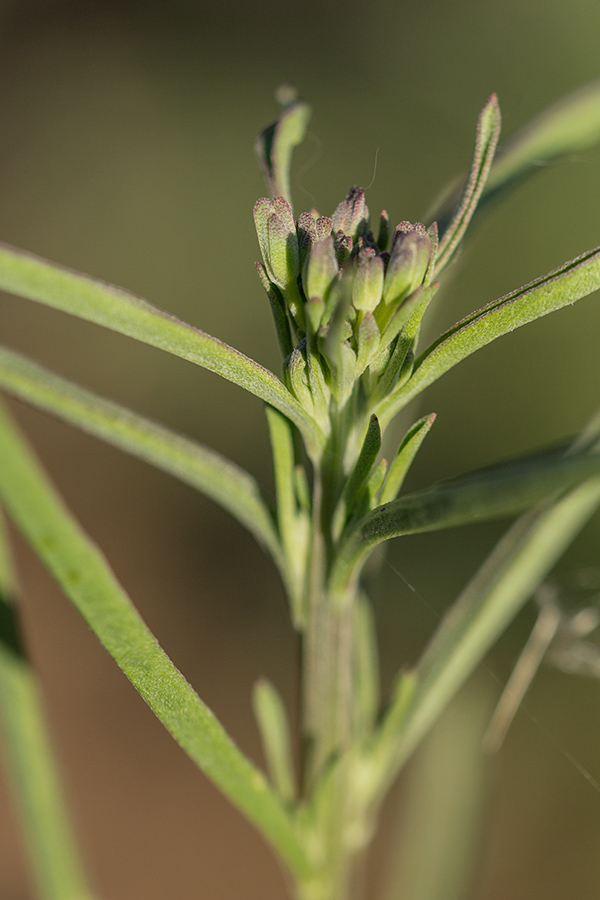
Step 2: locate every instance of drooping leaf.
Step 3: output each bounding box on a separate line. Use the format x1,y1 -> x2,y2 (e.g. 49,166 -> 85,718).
0,242 -> 324,455
0,346 -> 284,573
376,245 -> 600,428
0,401 -> 309,880
252,678 -> 297,805
255,91 -> 312,205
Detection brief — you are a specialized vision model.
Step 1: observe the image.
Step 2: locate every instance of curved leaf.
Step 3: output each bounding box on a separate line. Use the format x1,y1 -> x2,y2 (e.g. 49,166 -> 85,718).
430,80 -> 600,233
376,245 -> 600,428
254,92 -> 312,205
0,346 -> 284,573
0,401 -> 309,880
0,242 -> 324,455
435,95 -> 501,274
484,78 -> 600,203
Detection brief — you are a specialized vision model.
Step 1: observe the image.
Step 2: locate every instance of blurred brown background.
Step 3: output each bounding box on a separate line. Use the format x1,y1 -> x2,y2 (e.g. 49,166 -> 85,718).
1,0 -> 600,897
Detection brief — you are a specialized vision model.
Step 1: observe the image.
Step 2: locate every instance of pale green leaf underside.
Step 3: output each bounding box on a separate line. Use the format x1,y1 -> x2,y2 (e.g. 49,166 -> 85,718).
0,345 -> 284,573
0,242 -> 323,455
376,245 -> 600,427
0,401 -> 309,880
334,442 -> 600,586
0,514 -> 93,900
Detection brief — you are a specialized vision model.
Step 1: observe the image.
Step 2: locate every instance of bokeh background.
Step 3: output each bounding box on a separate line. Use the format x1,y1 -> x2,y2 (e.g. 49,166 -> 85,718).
1,1 -> 600,898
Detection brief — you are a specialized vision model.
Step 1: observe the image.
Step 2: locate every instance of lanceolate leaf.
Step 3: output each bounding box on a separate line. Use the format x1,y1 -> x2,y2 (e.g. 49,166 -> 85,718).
0,346 -> 284,574
0,243 -> 324,455
333,442 -> 600,591
430,80 -> 600,235
483,78 -> 600,204
0,401 -> 309,881
376,245 -> 600,428
435,95 -> 501,274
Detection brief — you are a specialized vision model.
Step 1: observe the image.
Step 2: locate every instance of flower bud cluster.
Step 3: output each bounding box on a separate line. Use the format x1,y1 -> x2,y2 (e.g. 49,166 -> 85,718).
254,186 -> 435,417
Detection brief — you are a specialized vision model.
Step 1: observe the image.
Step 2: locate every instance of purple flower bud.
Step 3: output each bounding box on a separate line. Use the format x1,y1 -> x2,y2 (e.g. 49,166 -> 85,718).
331,186 -> 370,243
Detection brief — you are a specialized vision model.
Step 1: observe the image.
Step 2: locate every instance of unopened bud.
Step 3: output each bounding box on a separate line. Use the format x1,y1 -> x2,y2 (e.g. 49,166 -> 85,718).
334,230 -> 353,265
331,186 -> 369,242
383,230 -> 431,306
303,237 -> 339,305
352,247 -> 384,312
253,196 -> 300,290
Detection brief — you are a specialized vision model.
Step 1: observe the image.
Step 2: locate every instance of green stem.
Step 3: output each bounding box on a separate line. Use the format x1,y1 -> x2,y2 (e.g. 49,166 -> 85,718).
0,512 -> 94,900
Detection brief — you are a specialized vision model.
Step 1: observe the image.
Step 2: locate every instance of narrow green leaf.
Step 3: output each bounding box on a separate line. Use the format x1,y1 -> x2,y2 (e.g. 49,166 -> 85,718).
0,513 -> 94,900
429,81 -> 600,236
377,245 -> 600,428
255,91 -> 312,205
0,346 -> 284,573
435,95 -> 501,274
0,242 -> 324,455
379,413 -> 436,505
484,79 -> 600,203
252,678 -> 296,805
0,401 -> 309,880
333,441 -> 600,590
344,415 -> 382,512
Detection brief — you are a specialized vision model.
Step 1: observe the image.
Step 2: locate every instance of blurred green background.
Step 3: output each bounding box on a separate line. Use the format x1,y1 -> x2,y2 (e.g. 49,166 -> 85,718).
0,0 -> 600,898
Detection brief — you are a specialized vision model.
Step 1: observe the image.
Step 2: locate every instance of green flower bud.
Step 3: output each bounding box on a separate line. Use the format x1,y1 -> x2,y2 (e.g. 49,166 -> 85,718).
382,226 -> 431,307
253,196 -> 300,290
303,237 -> 339,305
331,186 -> 369,243
352,248 -> 384,312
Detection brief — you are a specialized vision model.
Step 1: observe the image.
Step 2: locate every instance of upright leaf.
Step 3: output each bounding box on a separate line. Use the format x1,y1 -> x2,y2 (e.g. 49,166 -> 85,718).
434,95 -> 501,274
429,80 -> 600,233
